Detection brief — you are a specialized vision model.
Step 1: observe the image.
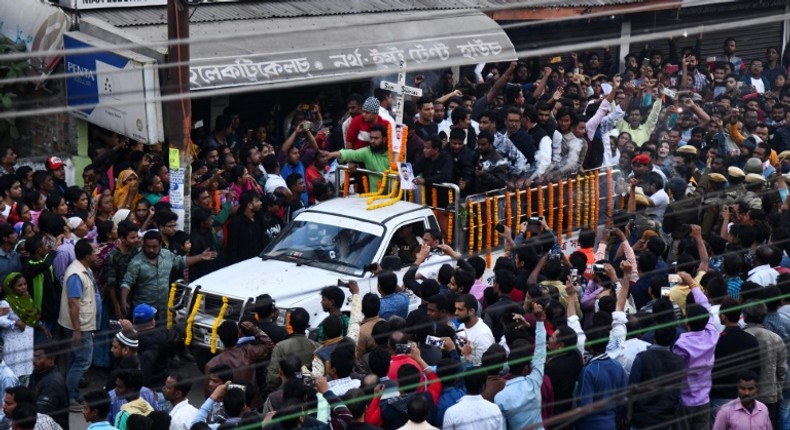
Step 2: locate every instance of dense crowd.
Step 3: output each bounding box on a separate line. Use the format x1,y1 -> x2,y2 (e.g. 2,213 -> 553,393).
0,34 -> 790,430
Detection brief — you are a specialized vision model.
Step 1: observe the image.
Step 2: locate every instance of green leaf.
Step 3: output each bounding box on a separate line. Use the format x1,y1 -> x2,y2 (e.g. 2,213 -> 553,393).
0,96 -> 11,110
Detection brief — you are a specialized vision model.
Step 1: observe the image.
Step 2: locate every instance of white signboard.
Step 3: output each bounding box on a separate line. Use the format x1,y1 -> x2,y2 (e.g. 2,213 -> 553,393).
64,32 -> 164,144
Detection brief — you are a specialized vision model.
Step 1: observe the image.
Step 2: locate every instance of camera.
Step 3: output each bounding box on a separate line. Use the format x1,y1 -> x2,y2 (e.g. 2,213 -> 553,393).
298,374 -> 315,387
109,320 -> 122,330
593,264 -> 606,275
337,279 -> 349,287
425,335 -> 444,348
362,263 -> 378,273
395,343 -> 412,354
495,223 -> 506,234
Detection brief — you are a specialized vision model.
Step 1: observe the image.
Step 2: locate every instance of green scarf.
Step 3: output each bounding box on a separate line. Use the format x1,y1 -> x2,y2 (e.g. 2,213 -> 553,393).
3,273 -> 40,327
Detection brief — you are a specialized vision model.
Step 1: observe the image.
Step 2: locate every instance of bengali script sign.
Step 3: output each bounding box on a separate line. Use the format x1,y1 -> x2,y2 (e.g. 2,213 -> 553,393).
189,33 -> 514,90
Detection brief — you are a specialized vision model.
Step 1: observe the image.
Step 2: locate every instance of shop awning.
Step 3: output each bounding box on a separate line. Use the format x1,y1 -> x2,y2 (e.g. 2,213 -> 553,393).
79,9 -> 517,91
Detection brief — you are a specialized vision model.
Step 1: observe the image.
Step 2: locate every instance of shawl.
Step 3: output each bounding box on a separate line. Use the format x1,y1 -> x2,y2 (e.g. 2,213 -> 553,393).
112,170 -> 142,210
3,272 -> 39,327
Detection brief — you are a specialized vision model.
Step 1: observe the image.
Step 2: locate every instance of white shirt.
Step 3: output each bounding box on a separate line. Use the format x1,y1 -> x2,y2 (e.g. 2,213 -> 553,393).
459,319 -> 495,367
264,174 -> 287,194
379,107 -> 396,128
416,253 -> 453,280
169,400 -> 199,430
751,77 -> 766,94
398,421 -> 439,430
646,189 -> 670,222
747,264 -> 779,287
443,395 -> 503,430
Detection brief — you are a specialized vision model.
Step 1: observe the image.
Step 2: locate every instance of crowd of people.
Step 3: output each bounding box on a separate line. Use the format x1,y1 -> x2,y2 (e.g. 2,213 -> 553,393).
0,33 -> 789,430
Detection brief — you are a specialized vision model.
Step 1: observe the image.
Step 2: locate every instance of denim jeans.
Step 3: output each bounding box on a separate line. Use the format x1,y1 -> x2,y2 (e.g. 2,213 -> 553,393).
63,328 -> 93,401
778,396 -> 790,430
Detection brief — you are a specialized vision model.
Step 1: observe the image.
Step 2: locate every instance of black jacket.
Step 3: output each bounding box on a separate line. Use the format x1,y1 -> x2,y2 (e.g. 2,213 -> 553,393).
711,326 -> 761,399
138,326 -> 182,388
628,345 -> 686,428
22,252 -> 60,321
483,295 -> 517,343
545,350 -> 584,417
226,213 -> 266,265
29,366 -> 69,430
415,152 -> 454,207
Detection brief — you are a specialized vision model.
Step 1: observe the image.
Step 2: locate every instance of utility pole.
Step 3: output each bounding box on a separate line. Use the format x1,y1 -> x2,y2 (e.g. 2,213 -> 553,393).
164,0 -> 192,232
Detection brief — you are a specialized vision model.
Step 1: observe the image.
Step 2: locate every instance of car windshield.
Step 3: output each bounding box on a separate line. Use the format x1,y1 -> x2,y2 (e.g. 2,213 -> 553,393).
263,219 -> 382,276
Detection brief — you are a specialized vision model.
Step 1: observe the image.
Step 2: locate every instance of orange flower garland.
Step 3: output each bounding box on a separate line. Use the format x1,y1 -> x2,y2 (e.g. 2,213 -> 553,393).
567,178 -> 573,238
537,184 -> 544,223
558,179 -> 564,246
485,197 -> 493,268
476,202 -> 484,255
576,175 -> 584,227
525,187 -> 532,237
515,189 -> 522,235
505,191 -> 512,233
446,190 -> 454,245
362,176 -> 370,194
606,168 -> 613,223
367,180 -> 403,210
467,199 -> 475,253
431,188 -> 438,209
343,172 -> 350,197
420,185 -> 426,205
594,170 -> 600,228
361,170 -> 388,198
397,126 -> 408,165
492,196 -> 499,247
547,183 -> 554,231
387,122 -> 395,170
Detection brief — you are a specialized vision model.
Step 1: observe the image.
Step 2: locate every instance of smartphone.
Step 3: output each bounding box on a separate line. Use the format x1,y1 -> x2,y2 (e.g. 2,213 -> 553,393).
455,329 -> 468,348
642,58 -> 650,67
395,343 -> 412,354
109,320 -> 121,330
668,274 -> 681,287
662,87 -> 677,99
495,223 -> 506,234
302,121 -> 312,130
550,56 -> 562,64
661,287 -> 671,297
425,335 -> 444,348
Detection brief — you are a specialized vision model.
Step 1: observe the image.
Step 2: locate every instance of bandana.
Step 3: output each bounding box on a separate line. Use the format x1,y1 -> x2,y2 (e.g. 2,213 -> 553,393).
3,272 -> 39,327
362,97 -> 380,113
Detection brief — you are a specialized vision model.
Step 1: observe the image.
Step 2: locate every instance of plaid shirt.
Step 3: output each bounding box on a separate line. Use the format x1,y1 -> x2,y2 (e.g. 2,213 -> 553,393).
327,377 -> 361,396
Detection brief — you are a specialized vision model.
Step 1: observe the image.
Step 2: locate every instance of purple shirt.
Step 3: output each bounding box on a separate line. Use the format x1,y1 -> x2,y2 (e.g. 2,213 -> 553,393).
672,287 -> 719,407
712,398 -> 771,430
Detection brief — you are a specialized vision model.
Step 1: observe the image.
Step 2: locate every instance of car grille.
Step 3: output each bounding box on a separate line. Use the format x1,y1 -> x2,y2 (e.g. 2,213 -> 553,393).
202,294 -> 244,321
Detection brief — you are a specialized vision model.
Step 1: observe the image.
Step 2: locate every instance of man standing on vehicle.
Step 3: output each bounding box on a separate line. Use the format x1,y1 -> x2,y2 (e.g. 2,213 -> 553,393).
323,123 -> 391,191
119,231 -> 217,317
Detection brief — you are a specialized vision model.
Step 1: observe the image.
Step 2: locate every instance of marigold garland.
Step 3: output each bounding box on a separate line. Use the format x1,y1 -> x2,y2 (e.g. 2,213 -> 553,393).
515,189 -> 522,235
361,170 -> 388,198
446,190 -> 454,245
397,126 -> 408,164
537,184 -> 544,223
210,296 -> 230,354
567,178 -> 573,238
285,311 -> 293,335
547,183 -> 554,231
387,122 -> 395,170
343,172 -> 350,197
476,201 -> 484,255
421,185 -> 426,206
576,174 -> 583,229
367,187 -> 403,210
167,284 -> 177,330
492,195 -> 499,247
558,179 -> 564,246
582,174 -> 589,228
467,199 -> 475,253
431,188 -> 438,211
362,176 -> 370,194
594,170 -> 600,228
184,293 -> 203,346
606,168 -> 613,223
485,197 -> 493,268
504,190 -> 512,233
525,186 -> 532,237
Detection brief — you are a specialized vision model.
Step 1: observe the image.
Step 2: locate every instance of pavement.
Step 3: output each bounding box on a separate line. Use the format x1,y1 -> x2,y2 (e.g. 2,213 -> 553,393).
68,357 -> 208,430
